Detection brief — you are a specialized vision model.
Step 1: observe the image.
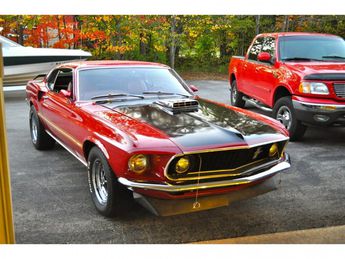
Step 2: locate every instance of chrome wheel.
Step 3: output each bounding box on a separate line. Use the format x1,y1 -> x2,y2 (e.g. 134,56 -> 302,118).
31,116 -> 38,145
231,84 -> 238,104
91,159 -> 108,205
276,105 -> 292,130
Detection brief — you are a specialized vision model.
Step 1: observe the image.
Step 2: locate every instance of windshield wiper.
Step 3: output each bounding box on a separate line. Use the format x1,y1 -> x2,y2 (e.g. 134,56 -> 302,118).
91,93 -> 144,100
282,57 -> 324,62
142,91 -> 190,98
322,55 -> 345,59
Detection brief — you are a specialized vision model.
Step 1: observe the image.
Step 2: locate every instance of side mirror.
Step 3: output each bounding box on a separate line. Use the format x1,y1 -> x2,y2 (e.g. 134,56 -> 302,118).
60,90 -> 71,98
257,52 -> 272,63
189,85 -> 199,92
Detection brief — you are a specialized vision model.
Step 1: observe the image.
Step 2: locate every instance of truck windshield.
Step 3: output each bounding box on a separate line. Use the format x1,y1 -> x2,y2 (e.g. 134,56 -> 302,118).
78,67 -> 192,101
279,35 -> 345,62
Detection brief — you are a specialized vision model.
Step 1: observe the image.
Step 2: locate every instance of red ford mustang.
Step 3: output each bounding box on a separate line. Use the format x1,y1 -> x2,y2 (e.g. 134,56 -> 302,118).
26,61 -> 291,217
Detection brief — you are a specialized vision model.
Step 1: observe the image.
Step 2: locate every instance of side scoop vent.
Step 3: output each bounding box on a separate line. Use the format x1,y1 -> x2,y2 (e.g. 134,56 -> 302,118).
155,99 -> 199,114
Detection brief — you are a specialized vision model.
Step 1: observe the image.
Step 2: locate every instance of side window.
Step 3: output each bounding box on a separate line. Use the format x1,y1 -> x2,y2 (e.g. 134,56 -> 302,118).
248,37 -> 264,61
46,69 -> 59,90
52,69 -> 73,93
46,68 -> 73,94
262,37 -> 276,58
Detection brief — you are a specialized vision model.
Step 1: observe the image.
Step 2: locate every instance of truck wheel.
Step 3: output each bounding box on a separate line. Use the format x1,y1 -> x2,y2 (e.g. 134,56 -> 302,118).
87,146 -> 133,217
230,80 -> 246,108
29,105 -> 55,150
273,97 -> 307,141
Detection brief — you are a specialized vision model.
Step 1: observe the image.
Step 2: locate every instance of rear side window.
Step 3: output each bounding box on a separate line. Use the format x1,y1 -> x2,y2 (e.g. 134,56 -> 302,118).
248,37 -> 264,61
262,36 -> 276,58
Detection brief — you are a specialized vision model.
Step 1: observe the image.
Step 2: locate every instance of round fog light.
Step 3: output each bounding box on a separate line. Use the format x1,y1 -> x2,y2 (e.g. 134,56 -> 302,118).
128,154 -> 148,174
175,157 -> 190,174
269,144 -> 279,157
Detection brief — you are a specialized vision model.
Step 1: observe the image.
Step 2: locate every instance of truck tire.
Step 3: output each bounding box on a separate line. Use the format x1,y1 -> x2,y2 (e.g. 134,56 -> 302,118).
273,96 -> 307,141
29,105 -> 56,150
88,146 -> 133,217
230,80 -> 246,108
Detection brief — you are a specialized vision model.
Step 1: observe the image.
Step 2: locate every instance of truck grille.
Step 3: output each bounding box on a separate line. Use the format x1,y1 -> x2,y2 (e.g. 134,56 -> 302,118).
334,83 -> 345,98
165,141 -> 287,183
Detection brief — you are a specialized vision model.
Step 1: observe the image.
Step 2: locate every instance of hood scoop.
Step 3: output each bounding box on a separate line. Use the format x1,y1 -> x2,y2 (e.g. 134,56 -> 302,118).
155,98 -> 199,114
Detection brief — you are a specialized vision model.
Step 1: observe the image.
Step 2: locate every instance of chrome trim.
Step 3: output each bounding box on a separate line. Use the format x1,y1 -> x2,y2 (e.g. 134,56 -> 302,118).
181,159 -> 280,181
45,130 -> 87,167
293,100 -> 345,112
242,96 -> 273,112
118,155 -> 290,193
163,138 -> 289,180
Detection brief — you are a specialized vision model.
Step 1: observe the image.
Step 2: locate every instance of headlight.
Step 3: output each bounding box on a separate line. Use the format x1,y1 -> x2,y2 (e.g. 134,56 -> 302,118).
299,82 -> 329,95
128,154 -> 148,174
269,144 -> 279,157
175,157 -> 190,174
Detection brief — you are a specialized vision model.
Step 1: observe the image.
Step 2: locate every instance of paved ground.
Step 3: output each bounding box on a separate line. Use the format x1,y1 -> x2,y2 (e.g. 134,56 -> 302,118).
197,225 -> 345,244
4,80 -> 345,244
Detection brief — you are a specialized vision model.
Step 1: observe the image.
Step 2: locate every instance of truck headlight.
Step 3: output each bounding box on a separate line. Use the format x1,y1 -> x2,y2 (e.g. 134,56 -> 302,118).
128,154 -> 149,174
299,82 -> 329,95
175,157 -> 190,174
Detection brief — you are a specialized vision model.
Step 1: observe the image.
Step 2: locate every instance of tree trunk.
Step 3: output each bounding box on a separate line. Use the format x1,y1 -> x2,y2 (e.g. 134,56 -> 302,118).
219,30 -> 228,59
139,32 -> 149,56
16,16 -> 24,45
72,15 -> 78,49
283,15 -> 290,32
169,16 -> 176,69
57,16 -> 62,43
62,16 -> 69,48
255,15 -> 261,35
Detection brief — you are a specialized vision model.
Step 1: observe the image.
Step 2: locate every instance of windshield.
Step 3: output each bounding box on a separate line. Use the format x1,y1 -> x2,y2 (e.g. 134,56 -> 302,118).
78,67 -> 192,101
279,35 -> 345,62
0,35 -> 22,48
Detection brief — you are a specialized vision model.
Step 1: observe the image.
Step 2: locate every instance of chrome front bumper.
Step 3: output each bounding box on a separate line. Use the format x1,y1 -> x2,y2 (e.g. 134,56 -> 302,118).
118,153 -> 291,193
292,100 -> 345,112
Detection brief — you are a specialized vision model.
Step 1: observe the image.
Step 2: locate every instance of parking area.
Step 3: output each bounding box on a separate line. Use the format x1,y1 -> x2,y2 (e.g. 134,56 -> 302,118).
4,80 -> 345,244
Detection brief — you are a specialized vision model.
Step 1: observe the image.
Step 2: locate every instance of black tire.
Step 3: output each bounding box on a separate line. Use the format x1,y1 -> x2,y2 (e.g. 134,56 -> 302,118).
273,96 -> 307,141
230,80 -> 246,108
29,105 -> 55,150
87,146 -> 132,217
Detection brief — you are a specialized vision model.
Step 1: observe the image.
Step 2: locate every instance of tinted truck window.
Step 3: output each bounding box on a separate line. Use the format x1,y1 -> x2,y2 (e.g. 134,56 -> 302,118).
262,37 -> 276,57
248,37 -> 264,60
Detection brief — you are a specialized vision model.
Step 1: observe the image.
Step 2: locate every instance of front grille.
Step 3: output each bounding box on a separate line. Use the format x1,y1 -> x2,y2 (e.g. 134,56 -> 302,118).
166,141 -> 287,182
334,83 -> 345,98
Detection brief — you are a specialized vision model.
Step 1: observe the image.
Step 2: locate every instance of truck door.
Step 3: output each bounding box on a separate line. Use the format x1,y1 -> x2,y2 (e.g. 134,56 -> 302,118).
240,37 -> 265,101
253,36 -> 279,106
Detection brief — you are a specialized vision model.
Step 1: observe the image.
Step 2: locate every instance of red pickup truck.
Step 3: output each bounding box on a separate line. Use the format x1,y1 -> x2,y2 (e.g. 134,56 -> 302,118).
229,32 -> 345,140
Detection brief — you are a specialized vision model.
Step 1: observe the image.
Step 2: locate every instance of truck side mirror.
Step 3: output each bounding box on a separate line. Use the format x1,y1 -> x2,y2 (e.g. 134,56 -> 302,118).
189,85 -> 199,92
258,52 -> 272,63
